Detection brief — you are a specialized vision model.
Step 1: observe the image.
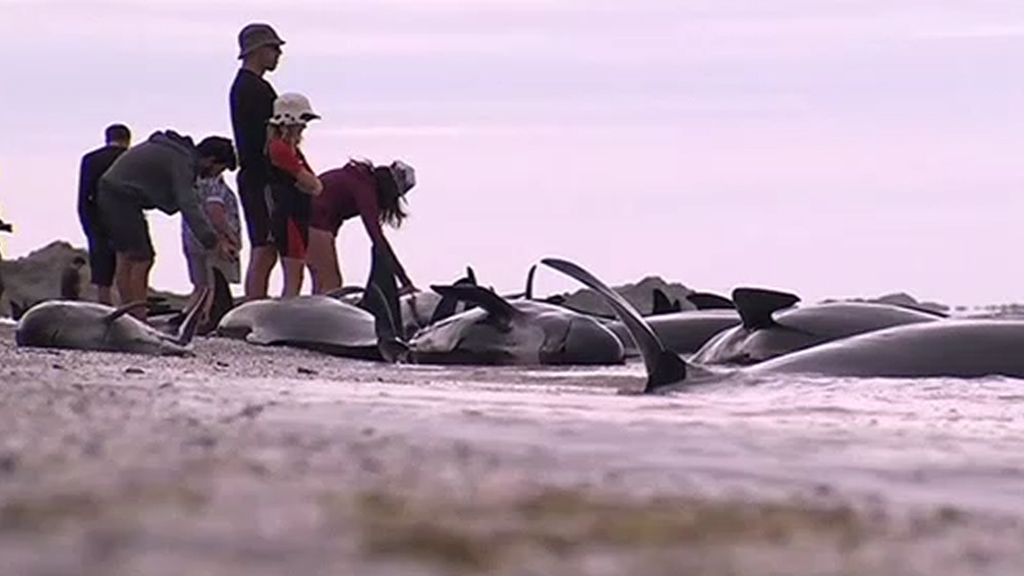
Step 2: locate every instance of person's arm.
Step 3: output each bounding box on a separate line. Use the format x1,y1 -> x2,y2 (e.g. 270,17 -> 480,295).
268,140 -> 322,196
205,199 -> 240,249
295,170 -> 323,196
77,157 -> 92,234
355,187 -> 412,289
377,235 -> 413,291
173,163 -> 218,251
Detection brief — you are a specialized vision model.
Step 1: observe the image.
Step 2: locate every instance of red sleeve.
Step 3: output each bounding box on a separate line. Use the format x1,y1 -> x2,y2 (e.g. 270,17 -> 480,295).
268,139 -> 304,176
353,181 -> 386,246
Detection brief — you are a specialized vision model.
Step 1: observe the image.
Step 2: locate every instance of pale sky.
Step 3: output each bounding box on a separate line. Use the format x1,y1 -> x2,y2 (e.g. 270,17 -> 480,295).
1,0 -> 1024,305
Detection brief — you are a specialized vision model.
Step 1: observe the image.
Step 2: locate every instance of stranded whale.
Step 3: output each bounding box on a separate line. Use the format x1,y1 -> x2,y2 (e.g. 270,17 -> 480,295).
541,258 -> 1024,393
15,290 -> 208,356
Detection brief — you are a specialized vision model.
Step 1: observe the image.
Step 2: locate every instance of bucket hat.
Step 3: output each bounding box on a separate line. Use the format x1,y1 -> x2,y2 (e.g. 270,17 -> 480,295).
268,93 -> 320,126
238,23 -> 285,59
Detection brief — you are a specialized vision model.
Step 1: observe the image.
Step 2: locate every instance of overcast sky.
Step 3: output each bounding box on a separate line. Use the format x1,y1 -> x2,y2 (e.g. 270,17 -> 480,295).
2,0 -> 1024,304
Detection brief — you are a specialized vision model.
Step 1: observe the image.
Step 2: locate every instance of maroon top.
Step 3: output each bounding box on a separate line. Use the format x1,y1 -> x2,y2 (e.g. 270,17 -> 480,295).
310,161 -> 385,245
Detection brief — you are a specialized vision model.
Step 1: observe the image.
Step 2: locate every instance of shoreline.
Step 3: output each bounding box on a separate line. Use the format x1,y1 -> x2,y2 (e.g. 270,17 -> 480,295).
2,327 -> 1023,574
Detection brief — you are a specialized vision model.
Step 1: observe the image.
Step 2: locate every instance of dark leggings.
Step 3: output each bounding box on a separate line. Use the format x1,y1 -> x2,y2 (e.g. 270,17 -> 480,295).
360,244 -> 404,340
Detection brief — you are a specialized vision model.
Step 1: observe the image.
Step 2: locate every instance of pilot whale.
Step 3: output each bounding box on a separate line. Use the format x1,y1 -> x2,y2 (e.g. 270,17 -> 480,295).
216,295 -> 381,360
604,308 -> 741,357
745,320 -> 1024,378
332,267 -> 479,337
541,258 -> 1024,393
15,289 -> 209,356
691,288 -> 943,365
373,283 -> 625,365
523,264 -> 740,356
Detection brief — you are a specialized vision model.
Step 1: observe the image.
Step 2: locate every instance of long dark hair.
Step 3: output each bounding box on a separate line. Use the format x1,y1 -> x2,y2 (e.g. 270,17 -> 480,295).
373,166 -> 409,228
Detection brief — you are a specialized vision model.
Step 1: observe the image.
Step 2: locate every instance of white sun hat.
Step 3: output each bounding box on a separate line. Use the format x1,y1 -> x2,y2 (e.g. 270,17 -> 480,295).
388,160 -> 416,196
268,93 -> 320,126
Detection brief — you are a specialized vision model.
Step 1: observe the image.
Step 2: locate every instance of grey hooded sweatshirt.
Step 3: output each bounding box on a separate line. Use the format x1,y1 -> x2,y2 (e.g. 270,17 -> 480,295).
99,130 -> 218,249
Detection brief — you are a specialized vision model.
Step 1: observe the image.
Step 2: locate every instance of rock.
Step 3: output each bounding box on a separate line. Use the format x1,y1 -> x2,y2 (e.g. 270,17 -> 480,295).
822,291 -> 950,315
0,240 -> 191,318
547,275 -> 694,317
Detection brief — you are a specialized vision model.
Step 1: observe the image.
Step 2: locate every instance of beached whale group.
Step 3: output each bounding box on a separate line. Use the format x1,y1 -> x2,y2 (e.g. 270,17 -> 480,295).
13,257 -> 1024,392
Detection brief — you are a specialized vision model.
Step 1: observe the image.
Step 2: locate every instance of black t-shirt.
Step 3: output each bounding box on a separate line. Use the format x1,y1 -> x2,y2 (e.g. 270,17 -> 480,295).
229,69 -> 277,179
78,144 -> 126,227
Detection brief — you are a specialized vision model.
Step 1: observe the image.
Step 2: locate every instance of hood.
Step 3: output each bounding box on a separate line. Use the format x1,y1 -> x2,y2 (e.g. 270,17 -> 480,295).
148,130 -> 197,161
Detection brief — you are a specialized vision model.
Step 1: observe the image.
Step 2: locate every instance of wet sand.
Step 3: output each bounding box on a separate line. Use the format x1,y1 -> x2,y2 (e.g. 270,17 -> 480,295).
1,322 -> 1022,575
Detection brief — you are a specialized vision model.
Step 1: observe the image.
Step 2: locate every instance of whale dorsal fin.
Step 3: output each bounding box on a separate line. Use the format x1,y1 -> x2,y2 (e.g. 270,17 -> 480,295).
499,264 -> 538,301
104,301 -> 149,325
525,264 -> 537,300
686,292 -> 735,310
431,285 -> 518,324
732,288 -> 800,330
651,289 -> 680,315
427,268 -> 483,325
541,258 -> 688,393
428,288 -> 463,325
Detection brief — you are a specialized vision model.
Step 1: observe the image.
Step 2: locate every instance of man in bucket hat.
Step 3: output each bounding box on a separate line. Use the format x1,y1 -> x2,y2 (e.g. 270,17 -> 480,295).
230,23 -> 285,300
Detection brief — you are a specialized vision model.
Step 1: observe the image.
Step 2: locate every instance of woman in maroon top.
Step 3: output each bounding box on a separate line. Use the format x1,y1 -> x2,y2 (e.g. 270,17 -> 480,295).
307,159 -> 416,331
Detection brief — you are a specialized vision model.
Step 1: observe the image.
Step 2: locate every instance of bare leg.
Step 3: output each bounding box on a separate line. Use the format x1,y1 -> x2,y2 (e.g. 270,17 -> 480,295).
96,285 -> 113,306
118,258 -> 153,319
114,253 -> 135,310
245,245 -> 278,300
281,257 -> 304,298
307,229 -> 342,294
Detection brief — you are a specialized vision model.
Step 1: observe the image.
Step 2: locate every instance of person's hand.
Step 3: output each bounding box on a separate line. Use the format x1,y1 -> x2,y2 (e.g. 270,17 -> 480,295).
226,234 -> 241,257
215,236 -> 239,261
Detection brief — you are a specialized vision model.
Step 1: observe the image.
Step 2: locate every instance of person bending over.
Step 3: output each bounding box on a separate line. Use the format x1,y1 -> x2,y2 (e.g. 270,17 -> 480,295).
97,131 -> 238,320
305,159 -> 416,333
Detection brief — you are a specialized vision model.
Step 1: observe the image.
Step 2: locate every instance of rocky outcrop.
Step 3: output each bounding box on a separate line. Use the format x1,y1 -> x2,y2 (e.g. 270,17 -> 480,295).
821,292 -> 950,316
0,241 -> 189,318
549,276 -> 695,317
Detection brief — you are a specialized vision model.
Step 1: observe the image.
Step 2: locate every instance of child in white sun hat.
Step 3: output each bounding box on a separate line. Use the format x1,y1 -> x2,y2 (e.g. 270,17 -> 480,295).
264,92 -> 323,297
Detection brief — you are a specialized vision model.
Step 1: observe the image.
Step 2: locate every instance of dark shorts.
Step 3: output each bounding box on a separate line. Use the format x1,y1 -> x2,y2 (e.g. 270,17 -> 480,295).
96,183 -> 155,262
269,184 -> 310,260
86,227 -> 117,287
237,169 -> 273,248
